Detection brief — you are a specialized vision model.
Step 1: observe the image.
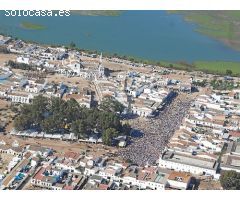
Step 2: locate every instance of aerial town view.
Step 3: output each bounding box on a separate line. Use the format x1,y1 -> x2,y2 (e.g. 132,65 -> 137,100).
0,10 -> 240,191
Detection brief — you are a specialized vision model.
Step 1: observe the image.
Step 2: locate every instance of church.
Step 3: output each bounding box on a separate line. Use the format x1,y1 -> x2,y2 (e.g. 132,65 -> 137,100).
68,53 -> 106,80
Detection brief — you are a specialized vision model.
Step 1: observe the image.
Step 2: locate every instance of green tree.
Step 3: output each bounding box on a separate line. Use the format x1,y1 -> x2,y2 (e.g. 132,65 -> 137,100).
13,95 -> 128,140
99,97 -> 125,114
71,120 -> 88,139
226,69 -> 233,76
40,117 -> 56,134
69,42 -> 76,49
0,46 -> 10,54
40,114 -> 64,134
31,95 -> 49,125
65,98 -> 81,122
122,123 -> 131,136
14,116 -> 31,131
220,170 -> 240,190
102,128 -> 119,146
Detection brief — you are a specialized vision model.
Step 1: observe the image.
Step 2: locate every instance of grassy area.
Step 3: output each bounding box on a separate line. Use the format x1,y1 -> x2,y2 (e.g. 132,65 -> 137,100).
157,61 -> 194,71
170,11 -> 240,51
193,61 -> 240,76
20,21 -> 46,30
150,60 -> 240,76
71,10 -> 123,16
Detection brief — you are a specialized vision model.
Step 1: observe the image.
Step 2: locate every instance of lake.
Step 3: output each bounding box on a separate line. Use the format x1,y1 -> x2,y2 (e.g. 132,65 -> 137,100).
1,10 -> 240,62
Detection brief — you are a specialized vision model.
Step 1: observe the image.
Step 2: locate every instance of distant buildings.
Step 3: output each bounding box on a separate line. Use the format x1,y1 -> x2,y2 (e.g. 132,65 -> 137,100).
7,91 -> 34,104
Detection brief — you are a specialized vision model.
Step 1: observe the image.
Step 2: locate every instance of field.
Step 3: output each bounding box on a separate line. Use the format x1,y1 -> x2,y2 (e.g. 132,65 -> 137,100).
193,61 -> 240,76
157,60 -> 240,76
158,61 -> 193,71
171,11 -> 240,51
20,21 -> 46,30
98,53 -> 240,76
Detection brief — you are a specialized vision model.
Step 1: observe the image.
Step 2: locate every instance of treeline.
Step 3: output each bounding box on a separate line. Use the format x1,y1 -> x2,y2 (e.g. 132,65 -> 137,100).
210,79 -> 239,90
199,68 -> 240,77
14,95 -> 130,146
220,170 -> 240,190
192,79 -> 208,87
7,60 -> 54,74
7,60 -> 39,71
0,46 -> 10,54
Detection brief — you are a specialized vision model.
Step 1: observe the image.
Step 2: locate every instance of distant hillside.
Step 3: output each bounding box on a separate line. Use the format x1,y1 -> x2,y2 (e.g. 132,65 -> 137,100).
170,11 -> 240,51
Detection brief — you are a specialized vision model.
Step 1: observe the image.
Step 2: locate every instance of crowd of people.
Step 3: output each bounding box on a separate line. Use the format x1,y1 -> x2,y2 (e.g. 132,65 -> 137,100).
118,93 -> 193,166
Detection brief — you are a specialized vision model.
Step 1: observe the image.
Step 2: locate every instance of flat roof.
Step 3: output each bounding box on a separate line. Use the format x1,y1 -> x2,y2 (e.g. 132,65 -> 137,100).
231,159 -> 240,167
227,142 -> 240,154
222,155 -> 240,171
162,151 -> 217,170
235,144 -> 240,154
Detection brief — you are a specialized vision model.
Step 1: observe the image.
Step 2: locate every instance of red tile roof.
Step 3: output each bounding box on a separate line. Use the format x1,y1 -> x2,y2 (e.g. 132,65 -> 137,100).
64,151 -> 80,160
98,184 -> 109,190
33,167 -> 45,181
229,131 -> 240,138
63,185 -> 74,190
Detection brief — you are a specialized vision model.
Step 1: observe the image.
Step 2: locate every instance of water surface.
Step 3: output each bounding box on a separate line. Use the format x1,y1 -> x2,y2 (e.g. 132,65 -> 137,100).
1,11 -> 240,62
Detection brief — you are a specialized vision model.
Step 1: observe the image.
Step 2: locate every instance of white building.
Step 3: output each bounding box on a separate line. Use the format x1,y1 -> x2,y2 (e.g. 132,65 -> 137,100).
131,104 -> 154,117
221,142 -> 240,173
159,150 -> 219,178
7,92 -> 34,104
16,56 -> 30,64
167,171 -> 192,190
